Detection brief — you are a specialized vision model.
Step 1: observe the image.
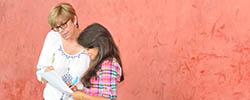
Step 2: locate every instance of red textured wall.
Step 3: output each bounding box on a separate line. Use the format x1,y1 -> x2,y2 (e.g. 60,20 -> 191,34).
1,0 -> 250,100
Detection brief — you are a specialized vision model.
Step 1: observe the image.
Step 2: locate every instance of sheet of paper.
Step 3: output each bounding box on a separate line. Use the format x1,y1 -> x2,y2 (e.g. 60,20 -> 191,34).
39,71 -> 73,95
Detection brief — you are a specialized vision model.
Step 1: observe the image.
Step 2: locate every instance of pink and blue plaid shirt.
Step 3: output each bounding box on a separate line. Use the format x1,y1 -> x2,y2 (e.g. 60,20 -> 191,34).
82,60 -> 122,99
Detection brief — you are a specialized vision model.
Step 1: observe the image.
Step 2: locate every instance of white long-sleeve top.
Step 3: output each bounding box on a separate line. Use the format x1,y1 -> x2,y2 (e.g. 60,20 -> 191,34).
36,30 -> 90,100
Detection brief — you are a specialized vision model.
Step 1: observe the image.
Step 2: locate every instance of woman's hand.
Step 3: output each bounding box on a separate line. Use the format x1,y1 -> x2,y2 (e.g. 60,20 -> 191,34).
41,77 -> 47,84
70,91 -> 84,100
66,82 -> 71,87
41,66 -> 54,84
44,66 -> 54,72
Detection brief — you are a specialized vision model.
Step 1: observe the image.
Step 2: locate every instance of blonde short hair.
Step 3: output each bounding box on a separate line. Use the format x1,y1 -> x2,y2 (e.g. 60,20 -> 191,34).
48,3 -> 78,28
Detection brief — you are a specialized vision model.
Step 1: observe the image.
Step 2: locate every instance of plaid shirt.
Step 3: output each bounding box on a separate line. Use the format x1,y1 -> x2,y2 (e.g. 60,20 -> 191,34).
82,60 -> 122,99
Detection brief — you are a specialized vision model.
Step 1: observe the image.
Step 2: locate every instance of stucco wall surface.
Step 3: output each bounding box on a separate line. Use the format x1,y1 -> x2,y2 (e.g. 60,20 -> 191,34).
1,0 -> 250,100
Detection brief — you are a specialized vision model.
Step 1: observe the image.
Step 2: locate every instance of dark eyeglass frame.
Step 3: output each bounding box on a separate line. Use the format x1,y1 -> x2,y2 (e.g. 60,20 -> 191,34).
51,19 -> 70,32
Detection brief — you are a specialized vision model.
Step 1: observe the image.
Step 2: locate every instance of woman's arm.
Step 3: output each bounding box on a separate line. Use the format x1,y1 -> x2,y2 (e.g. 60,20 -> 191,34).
70,91 -> 110,100
36,31 -> 58,82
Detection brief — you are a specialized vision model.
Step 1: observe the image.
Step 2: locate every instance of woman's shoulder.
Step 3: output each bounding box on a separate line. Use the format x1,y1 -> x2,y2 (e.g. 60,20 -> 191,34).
46,30 -> 61,39
44,30 -> 61,45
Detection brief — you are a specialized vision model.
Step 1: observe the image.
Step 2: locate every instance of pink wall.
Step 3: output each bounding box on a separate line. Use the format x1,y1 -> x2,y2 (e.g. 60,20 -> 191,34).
1,0 -> 250,100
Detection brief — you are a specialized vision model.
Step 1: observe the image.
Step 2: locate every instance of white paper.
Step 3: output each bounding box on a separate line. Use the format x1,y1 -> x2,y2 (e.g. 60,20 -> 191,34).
39,71 -> 73,95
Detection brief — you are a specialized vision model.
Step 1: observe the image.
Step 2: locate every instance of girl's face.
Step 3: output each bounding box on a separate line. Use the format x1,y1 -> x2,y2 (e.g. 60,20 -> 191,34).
85,47 -> 99,60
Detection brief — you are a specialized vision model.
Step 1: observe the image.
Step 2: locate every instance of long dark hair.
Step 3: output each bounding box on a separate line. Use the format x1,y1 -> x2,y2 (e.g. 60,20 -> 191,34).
77,23 -> 124,87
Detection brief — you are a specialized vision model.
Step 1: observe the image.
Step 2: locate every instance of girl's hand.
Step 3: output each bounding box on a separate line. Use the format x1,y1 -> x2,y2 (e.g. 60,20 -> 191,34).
66,82 -> 78,91
70,85 -> 78,92
70,91 -> 84,100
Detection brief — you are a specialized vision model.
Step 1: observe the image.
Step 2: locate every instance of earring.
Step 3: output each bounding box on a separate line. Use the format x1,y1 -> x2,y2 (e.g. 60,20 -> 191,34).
75,23 -> 79,28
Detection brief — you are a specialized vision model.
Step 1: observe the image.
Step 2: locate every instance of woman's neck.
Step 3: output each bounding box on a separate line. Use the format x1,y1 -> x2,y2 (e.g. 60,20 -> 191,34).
66,28 -> 81,42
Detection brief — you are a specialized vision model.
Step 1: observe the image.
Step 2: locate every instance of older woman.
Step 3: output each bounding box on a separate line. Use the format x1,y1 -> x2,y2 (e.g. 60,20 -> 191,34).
36,3 -> 89,100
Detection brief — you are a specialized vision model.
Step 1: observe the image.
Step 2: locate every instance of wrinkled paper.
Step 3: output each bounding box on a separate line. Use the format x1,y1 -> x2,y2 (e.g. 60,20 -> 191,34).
39,71 -> 73,100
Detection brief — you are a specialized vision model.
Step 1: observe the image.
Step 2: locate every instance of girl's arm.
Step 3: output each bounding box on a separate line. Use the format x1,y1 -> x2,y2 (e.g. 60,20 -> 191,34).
70,91 -> 110,100
70,60 -> 121,100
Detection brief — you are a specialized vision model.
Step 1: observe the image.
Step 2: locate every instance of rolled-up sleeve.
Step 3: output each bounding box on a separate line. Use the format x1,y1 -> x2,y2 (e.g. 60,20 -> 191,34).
36,31 -> 58,81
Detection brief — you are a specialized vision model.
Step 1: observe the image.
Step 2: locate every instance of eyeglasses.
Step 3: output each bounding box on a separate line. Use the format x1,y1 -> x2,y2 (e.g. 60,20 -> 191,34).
51,19 -> 70,32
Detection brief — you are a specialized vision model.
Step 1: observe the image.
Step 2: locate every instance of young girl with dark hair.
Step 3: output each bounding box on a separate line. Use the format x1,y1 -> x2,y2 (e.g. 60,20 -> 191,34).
70,23 -> 124,100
